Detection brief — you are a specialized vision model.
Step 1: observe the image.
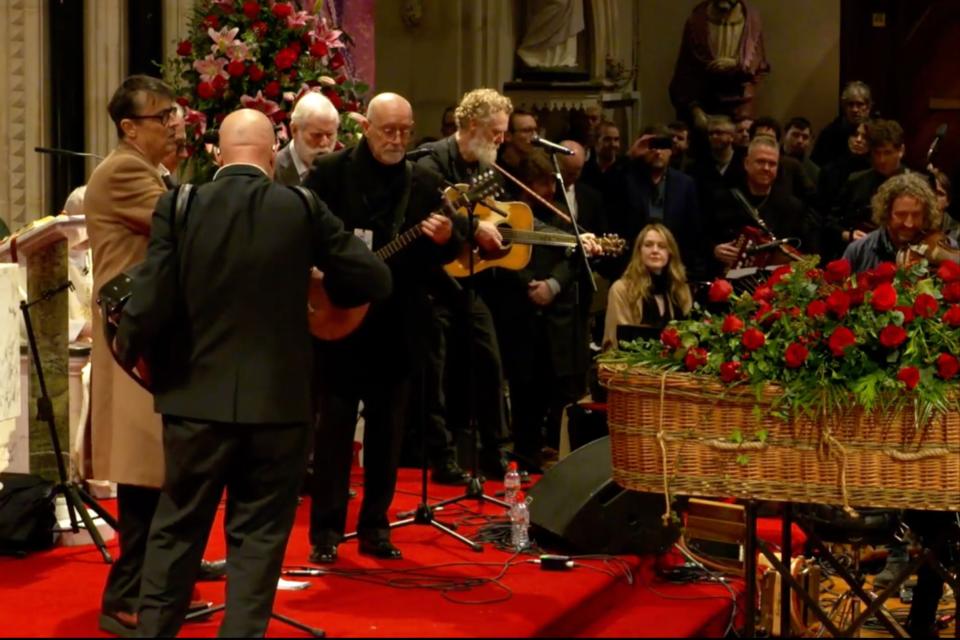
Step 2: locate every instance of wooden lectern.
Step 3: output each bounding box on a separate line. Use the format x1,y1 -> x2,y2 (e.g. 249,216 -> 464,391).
0,215 -> 87,481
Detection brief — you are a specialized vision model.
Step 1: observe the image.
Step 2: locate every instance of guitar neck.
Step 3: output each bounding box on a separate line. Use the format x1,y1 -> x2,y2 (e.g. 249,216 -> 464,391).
377,225 -> 424,261
500,228 -> 577,248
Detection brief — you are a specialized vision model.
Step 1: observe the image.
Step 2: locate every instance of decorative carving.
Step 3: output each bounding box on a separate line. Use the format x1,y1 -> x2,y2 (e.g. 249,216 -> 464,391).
401,0 -> 423,29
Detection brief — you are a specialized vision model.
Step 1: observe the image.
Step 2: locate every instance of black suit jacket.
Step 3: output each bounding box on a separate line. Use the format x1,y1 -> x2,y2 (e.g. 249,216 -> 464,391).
117,164 -> 392,424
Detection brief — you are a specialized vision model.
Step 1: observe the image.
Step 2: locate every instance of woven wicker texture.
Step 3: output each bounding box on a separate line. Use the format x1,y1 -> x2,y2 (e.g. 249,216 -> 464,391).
600,366 -> 960,512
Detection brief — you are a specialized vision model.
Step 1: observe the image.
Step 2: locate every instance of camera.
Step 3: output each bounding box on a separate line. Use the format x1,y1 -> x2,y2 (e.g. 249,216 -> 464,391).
648,136 -> 674,150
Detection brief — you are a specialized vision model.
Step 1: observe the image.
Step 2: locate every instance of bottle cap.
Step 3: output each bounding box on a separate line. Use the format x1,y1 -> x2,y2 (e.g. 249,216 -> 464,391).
515,491 -> 525,502
507,461 -> 518,471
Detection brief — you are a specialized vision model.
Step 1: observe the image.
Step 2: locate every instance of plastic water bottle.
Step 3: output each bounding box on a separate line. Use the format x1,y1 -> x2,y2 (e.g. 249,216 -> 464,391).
504,461 -> 521,506
510,491 -> 530,551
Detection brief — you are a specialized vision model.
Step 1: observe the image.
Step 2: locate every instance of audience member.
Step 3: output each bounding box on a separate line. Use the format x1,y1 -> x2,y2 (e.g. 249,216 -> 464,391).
275,91 -> 340,186
811,80 -> 873,167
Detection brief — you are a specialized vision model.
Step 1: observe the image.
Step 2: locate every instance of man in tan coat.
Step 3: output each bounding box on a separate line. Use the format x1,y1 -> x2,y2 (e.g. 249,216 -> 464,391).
84,74 -> 177,637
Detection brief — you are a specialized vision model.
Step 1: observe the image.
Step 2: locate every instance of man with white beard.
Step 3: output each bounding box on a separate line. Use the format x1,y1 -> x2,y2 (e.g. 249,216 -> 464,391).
275,91 -> 340,185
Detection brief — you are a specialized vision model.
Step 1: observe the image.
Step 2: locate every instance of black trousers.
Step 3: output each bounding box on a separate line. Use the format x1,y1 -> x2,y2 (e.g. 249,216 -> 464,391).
137,417 -> 309,638
101,483 -> 160,614
310,375 -> 409,546
905,510 -> 958,638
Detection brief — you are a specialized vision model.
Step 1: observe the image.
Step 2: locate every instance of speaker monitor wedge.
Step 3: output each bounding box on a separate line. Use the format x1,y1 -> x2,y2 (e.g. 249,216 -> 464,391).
528,436 -> 679,555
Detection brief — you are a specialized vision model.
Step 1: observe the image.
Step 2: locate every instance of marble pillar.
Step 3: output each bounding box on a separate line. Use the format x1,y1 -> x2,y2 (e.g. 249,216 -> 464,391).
84,0 -> 127,163
24,239 -> 69,481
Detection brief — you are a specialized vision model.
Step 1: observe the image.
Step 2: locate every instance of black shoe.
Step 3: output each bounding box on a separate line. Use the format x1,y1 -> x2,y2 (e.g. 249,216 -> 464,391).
197,558 -> 226,581
309,543 -> 338,564
431,459 -> 471,485
478,452 -> 507,481
358,538 -> 402,559
98,611 -> 137,638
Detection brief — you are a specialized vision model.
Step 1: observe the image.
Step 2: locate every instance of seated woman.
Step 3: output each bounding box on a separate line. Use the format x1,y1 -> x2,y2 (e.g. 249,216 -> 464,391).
602,223 -> 693,350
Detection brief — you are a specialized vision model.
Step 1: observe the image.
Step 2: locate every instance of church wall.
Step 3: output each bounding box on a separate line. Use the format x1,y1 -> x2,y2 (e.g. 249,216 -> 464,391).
636,0 -> 840,139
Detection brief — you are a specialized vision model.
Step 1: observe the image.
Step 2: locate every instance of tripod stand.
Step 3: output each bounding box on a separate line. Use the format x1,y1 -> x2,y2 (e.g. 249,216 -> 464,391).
185,602 -> 325,637
21,280 -> 118,564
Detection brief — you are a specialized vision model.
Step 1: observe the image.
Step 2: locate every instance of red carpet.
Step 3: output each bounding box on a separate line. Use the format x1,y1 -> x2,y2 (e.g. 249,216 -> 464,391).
0,469 -> 743,637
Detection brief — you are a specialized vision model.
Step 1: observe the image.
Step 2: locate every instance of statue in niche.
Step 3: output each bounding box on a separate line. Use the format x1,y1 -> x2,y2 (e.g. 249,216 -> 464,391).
517,0 -> 584,69
669,0 -> 769,131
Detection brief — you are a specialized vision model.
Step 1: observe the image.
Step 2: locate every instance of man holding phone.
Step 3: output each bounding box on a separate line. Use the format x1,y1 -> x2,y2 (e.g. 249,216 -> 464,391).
609,125 -> 705,280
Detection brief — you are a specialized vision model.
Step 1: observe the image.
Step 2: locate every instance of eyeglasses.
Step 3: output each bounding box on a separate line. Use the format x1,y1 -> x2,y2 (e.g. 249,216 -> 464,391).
128,107 -> 178,127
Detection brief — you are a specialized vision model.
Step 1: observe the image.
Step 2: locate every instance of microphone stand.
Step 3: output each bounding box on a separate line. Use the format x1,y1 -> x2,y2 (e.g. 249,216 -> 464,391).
20,280 -> 119,564
550,153 -> 597,293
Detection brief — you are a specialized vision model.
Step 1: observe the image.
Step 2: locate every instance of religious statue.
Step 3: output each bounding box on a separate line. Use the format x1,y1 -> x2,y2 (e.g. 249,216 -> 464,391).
669,0 -> 769,131
517,0 -> 585,69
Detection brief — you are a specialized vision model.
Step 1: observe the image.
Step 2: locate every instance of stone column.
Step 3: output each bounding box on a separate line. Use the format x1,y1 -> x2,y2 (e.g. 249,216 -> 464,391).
162,0 -> 194,66
85,0 -> 128,164
0,0 -> 51,233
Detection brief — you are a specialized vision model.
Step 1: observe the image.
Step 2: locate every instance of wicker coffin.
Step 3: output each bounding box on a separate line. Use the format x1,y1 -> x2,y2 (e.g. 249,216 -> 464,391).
599,365 -> 960,512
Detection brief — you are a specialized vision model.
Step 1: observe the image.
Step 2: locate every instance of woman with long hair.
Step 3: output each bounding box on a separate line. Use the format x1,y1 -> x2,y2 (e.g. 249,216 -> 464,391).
602,223 -> 693,350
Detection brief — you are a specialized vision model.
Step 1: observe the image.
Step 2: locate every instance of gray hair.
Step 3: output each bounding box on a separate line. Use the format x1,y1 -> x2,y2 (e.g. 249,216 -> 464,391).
841,81 -> 872,105
291,91 -> 339,126
747,135 -> 780,155
707,115 -> 735,132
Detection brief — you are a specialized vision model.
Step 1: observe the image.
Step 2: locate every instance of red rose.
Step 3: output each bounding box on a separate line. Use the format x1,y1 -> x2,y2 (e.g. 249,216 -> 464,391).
913,293 -> 939,319
825,258 -> 851,283
752,285 -> 774,303
251,21 -> 269,38
227,60 -> 246,77
767,265 -> 793,286
708,279 -> 734,303
271,109 -> 287,124
176,96 -> 189,106
897,366 -> 920,390
242,1 -> 260,19
943,304 -> 960,327
944,282 -> 960,303
936,353 -> 960,380
329,51 -> 345,70
828,326 -> 857,357
742,328 -> 766,351
264,81 -> 281,98
271,2 -> 294,18
203,14 -> 219,29
878,324 -> 908,349
806,299 -> 827,319
937,259 -> 960,283
826,290 -> 850,318
247,64 -> 265,82
806,268 -> 823,280
855,271 -> 871,289
275,47 -> 298,70
721,314 -> 744,334
870,282 -> 898,312
869,262 -> 898,285
345,100 -> 359,113
753,300 -> 772,322
784,343 -> 809,369
197,81 -> 216,100
323,88 -> 343,110
848,287 -> 867,306
660,327 -> 681,350
176,40 -> 192,57
684,347 -> 708,371
895,305 -> 915,324
310,40 -> 329,58
719,361 -> 742,383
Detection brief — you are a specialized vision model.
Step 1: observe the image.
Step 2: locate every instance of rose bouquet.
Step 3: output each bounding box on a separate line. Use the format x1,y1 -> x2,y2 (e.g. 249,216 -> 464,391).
162,0 -> 369,181
604,257 -> 960,429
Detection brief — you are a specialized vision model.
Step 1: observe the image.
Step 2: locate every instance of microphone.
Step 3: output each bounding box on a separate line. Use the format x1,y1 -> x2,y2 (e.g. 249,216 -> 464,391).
531,136 -> 575,156
405,147 -> 434,161
746,237 -> 801,254
926,123 -> 947,165
730,188 -> 773,236
35,146 -> 104,161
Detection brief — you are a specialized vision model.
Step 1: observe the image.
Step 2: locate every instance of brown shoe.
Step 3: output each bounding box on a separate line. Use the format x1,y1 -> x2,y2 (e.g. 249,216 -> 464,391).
98,610 -> 137,638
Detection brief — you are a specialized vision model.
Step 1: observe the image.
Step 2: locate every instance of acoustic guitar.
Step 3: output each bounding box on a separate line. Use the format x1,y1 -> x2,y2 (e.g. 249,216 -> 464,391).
309,171 -> 502,340
443,199 -> 626,278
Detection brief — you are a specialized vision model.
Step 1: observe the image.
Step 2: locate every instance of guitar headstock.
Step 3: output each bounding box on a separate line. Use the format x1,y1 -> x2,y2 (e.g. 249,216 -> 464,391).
598,234 -> 627,257
462,170 -> 502,205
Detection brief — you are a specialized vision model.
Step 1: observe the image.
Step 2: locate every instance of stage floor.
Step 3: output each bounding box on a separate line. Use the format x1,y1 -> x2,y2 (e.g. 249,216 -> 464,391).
0,469 -> 743,637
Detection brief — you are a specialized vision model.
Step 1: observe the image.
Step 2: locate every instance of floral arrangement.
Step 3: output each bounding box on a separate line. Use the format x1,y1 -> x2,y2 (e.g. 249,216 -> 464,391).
162,0 -> 369,180
605,257 -> 960,430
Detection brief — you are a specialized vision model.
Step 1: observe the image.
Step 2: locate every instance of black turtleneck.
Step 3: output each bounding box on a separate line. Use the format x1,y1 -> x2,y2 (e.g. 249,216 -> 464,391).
640,271 -> 674,328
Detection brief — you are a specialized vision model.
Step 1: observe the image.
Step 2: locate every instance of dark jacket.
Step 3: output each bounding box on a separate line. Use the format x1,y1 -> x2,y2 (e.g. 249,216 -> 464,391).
609,162 -> 706,280
117,164 -> 391,424
303,139 -> 466,378
810,116 -> 853,168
